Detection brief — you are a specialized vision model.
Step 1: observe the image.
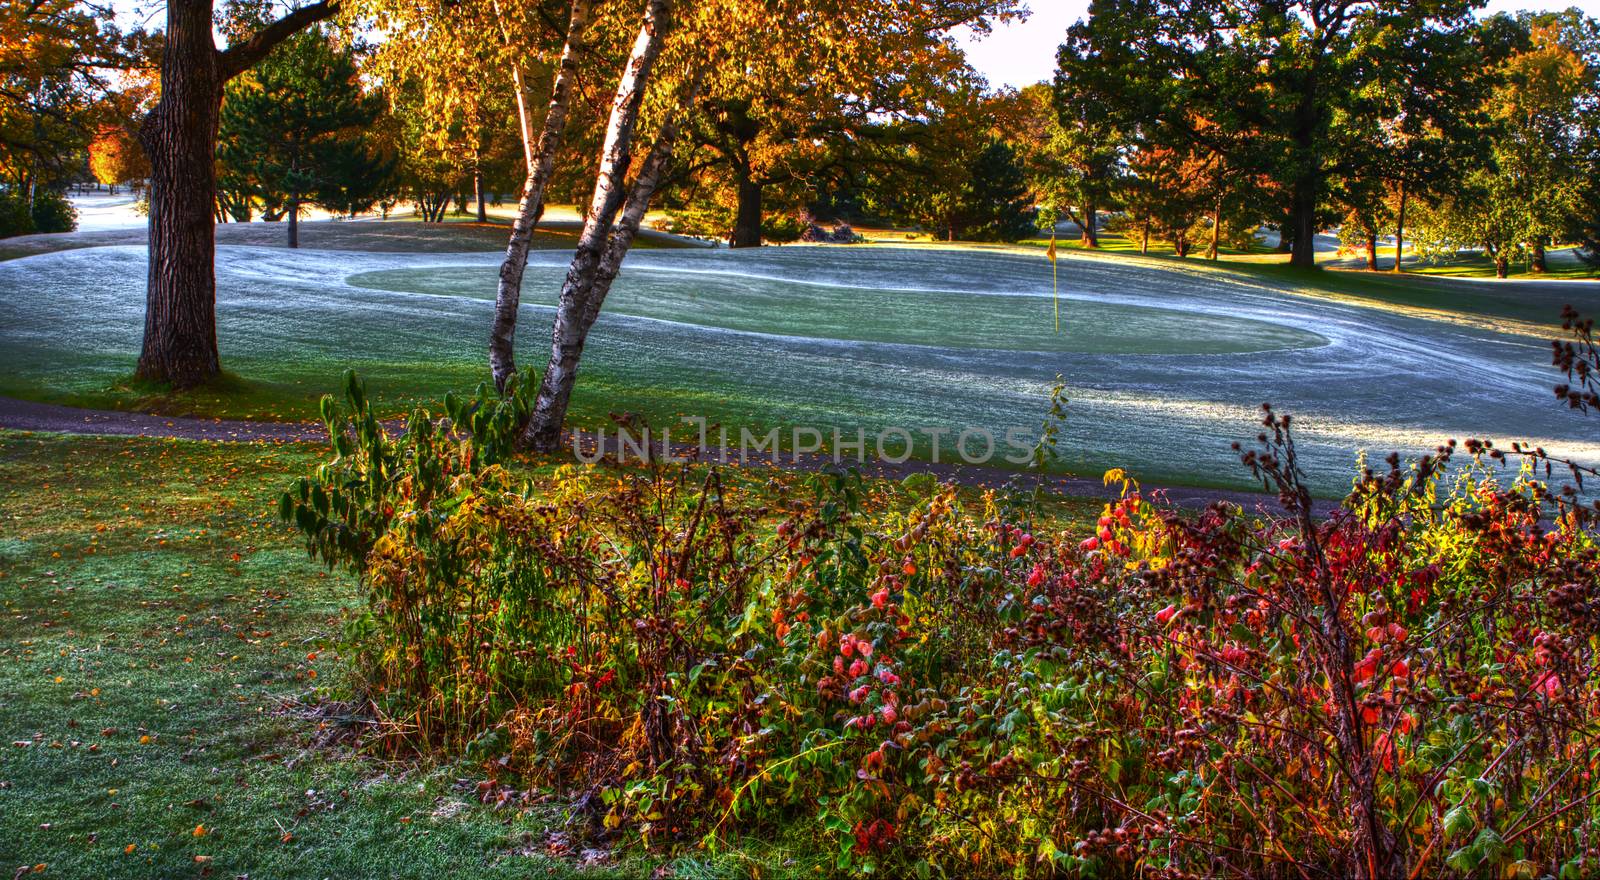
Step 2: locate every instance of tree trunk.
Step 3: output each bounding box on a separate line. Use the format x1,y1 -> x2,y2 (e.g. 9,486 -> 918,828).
489,0 -> 594,394
474,164 -> 487,223
287,195 -> 299,248
1207,200 -> 1221,260
1531,237 -> 1547,274
1081,201 -> 1098,248
729,167 -> 761,248
134,0 -> 335,388
1140,220 -> 1149,254
1289,179 -> 1318,269
135,0 -> 223,388
1365,232 -> 1376,270
523,0 -> 672,452
1392,183 -> 1407,274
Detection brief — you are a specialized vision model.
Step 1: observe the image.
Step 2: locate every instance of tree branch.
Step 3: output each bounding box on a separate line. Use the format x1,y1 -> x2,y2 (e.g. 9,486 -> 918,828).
217,0 -> 341,82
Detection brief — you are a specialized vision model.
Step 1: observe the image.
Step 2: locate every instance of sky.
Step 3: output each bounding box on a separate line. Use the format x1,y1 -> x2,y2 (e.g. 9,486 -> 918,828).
961,0 -> 1600,90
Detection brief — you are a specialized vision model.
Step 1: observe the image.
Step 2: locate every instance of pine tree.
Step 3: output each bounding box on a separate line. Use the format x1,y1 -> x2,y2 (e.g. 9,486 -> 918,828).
960,139 -> 1036,243
217,28 -> 390,247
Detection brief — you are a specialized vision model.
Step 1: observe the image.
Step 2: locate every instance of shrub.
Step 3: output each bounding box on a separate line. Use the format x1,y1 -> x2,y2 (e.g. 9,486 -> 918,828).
0,191 -> 33,237
762,213 -> 806,243
30,190 -> 77,233
0,189 -> 78,237
800,221 -> 862,244
286,368 -> 1600,875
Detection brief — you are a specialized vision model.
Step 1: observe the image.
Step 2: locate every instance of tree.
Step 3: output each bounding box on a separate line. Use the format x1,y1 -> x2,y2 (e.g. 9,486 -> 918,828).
1026,79 -> 1122,247
1422,14 -> 1597,277
1060,0 -> 1480,270
136,0 -> 340,388
683,0 -> 1021,248
486,0 -> 595,392
1122,141 -> 1210,257
956,139 -> 1035,242
88,124 -> 148,193
0,0 -> 136,225
217,28 -> 388,247
522,0 -> 680,449
858,89 -> 1037,242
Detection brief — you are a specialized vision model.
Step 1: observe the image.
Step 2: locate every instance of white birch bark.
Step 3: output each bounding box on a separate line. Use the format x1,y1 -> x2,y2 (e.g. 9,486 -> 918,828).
523,0 -> 674,451
488,0 -> 595,393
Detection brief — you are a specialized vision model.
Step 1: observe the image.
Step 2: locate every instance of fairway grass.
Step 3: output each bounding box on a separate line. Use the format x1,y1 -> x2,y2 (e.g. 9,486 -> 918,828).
0,430 -> 1096,878
4,228 -> 1599,493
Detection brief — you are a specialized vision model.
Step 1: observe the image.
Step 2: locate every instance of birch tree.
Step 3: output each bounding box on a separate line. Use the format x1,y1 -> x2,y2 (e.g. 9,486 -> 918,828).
488,0 -> 596,392
522,0 -> 676,450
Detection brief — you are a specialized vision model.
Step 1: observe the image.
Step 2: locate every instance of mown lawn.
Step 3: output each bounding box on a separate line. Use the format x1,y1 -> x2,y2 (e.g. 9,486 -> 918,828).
0,430 -> 1097,878
0,433 -> 760,878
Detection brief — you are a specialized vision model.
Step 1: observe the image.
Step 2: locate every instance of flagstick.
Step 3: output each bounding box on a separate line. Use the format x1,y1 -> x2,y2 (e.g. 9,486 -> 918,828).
1053,257 -> 1059,334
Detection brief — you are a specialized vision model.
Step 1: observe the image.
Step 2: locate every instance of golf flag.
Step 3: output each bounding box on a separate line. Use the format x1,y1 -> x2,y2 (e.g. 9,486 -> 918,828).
1046,233 -> 1059,333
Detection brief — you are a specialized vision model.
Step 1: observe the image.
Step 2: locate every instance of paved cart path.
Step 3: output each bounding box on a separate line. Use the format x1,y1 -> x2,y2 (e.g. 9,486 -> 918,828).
0,395 -> 1329,516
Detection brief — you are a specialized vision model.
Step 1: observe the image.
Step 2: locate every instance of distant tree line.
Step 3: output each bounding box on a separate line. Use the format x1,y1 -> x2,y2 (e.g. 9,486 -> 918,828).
1048,2 -> 1600,275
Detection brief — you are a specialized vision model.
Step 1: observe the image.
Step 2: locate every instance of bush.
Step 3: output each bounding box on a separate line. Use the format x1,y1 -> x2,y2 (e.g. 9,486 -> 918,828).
657,204 -> 732,240
762,213 -> 806,243
800,221 -> 862,244
30,190 -> 77,233
286,368 -> 1600,876
0,192 -> 33,237
0,189 -> 78,237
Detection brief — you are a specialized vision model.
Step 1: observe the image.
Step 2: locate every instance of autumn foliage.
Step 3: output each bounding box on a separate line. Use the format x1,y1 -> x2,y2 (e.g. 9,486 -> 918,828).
88,124 -> 149,191
283,367 -> 1600,877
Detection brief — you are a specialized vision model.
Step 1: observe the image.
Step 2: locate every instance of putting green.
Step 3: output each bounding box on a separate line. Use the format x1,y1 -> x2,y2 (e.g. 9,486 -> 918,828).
347,265 -> 1329,356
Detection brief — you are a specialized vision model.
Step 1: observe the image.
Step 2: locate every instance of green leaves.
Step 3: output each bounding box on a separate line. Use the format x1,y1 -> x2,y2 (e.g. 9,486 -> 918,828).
1442,804 -> 1475,838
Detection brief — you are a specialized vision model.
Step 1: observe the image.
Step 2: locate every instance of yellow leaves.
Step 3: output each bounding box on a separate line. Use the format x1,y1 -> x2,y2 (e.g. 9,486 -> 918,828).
192,824 -> 208,837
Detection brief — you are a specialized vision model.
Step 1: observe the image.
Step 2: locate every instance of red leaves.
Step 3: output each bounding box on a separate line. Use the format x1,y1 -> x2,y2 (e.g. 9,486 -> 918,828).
851,818 -> 897,855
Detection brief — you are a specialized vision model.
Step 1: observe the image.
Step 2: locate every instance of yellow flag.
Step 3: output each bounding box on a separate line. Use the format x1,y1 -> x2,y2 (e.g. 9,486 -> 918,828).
1046,233 -> 1057,263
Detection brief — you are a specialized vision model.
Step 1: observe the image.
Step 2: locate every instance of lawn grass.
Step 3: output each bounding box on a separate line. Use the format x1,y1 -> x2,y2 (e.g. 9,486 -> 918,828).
0,430 -> 1097,878
1401,249 -> 1599,280
1007,232 -> 1597,330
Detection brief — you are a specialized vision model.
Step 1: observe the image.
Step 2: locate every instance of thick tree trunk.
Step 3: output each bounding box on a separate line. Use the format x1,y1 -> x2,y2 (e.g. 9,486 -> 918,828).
1531,237 -> 1547,274
1392,183 -> 1407,273
524,0 -> 672,452
1140,221 -> 1149,254
488,0 -> 594,393
135,0 -> 224,388
134,0 -> 335,388
1081,202 -> 1098,248
287,196 -> 299,248
1365,233 -> 1376,270
729,168 -> 761,248
1289,180 -> 1318,269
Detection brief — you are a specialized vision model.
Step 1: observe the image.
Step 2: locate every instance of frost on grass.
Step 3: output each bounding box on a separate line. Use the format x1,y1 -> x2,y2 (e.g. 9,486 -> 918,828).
0,241 -> 1596,490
